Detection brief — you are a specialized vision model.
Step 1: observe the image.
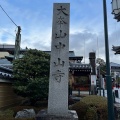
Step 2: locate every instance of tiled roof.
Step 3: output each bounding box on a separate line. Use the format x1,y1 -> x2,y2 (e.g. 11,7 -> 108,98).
0,59 -> 13,74
0,57 -> 13,80
0,71 -> 12,77
110,62 -> 120,67
68,51 -> 75,57
0,61 -> 13,79
0,65 -> 13,72
0,59 -> 11,64
112,46 -> 120,53
0,44 -> 15,49
69,56 -> 83,61
69,63 -> 91,69
44,51 -> 75,57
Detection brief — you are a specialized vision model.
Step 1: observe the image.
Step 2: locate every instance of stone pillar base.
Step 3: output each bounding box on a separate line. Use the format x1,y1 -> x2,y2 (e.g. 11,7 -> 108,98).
36,109 -> 78,120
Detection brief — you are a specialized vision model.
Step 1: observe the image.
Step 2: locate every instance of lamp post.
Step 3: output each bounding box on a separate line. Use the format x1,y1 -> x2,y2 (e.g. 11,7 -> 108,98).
111,0 -> 120,55
111,0 -> 120,21
103,0 -> 115,120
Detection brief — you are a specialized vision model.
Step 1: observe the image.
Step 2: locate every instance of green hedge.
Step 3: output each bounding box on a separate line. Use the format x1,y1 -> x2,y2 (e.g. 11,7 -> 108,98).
70,95 -> 108,120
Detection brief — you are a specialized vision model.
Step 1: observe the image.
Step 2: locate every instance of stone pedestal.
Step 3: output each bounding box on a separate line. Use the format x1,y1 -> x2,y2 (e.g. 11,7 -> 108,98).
36,110 -> 78,120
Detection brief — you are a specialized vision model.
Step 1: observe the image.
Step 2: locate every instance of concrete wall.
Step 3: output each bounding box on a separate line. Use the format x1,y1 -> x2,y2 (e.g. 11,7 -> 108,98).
0,82 -> 22,110
0,52 -> 9,58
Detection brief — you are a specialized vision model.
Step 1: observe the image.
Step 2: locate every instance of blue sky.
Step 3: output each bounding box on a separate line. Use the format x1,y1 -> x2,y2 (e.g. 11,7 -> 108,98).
0,0 -> 120,63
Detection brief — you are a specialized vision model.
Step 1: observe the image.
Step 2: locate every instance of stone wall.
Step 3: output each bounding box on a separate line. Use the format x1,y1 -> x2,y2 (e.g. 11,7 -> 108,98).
0,82 -> 22,110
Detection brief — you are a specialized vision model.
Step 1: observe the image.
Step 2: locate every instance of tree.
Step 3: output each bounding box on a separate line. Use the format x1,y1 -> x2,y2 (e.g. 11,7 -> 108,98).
13,49 -> 50,104
96,58 -> 106,75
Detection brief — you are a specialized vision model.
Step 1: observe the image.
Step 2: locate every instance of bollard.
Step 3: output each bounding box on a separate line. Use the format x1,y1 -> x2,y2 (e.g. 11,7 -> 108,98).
78,88 -> 80,96
113,92 -> 115,103
103,89 -> 105,97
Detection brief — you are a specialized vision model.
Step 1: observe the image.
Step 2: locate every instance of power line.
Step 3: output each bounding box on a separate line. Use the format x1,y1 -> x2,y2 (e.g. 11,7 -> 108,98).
0,24 -> 16,37
0,4 -> 18,27
0,28 -> 15,37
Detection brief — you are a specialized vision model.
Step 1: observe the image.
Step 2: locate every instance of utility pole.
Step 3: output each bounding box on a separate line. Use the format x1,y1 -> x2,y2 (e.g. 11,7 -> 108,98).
14,26 -> 21,60
103,0 -> 114,119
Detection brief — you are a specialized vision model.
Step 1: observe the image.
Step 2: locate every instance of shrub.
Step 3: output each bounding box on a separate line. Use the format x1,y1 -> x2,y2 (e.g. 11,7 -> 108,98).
70,95 -> 108,120
85,107 -> 98,120
13,49 -> 50,105
69,101 -> 88,120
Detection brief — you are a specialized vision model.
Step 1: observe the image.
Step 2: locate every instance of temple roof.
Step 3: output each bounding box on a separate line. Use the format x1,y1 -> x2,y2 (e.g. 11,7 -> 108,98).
112,45 -> 120,54
4,50 -> 83,62
44,51 -> 76,57
0,58 -> 13,80
110,62 -> 120,72
0,44 -> 83,61
69,63 -> 91,72
69,56 -> 83,61
0,44 -> 26,54
0,65 -> 13,81
0,45 -> 90,76
0,71 -> 12,78
0,58 -> 11,64
110,62 -> 120,67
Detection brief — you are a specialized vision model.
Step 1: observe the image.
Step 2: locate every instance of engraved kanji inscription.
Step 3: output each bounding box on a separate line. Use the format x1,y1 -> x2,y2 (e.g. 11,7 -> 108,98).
55,30 -> 67,39
57,16 -> 67,28
48,3 -> 70,113
52,70 -> 64,83
54,58 -> 64,67
55,42 -> 65,49
57,6 -> 68,16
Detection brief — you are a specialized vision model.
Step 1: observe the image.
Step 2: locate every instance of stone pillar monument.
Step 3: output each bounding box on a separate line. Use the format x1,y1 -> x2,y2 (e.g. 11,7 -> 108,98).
48,3 -> 70,115
36,3 -> 78,120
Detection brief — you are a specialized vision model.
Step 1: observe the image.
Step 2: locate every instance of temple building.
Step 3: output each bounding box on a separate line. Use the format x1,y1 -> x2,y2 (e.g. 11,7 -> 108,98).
0,44 -> 94,109
0,44 -> 92,91
69,56 -> 91,91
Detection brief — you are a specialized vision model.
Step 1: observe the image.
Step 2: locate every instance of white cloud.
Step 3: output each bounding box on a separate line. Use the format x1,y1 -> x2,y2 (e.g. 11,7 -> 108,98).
21,27 -> 52,50
0,0 -> 120,64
